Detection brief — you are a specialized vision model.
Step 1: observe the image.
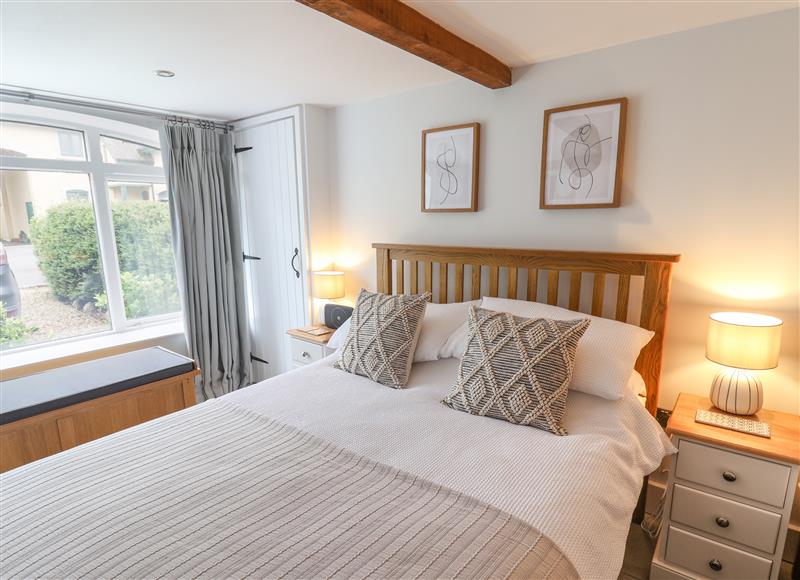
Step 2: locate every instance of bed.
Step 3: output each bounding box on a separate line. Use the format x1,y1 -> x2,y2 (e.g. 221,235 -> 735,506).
0,243 -> 680,579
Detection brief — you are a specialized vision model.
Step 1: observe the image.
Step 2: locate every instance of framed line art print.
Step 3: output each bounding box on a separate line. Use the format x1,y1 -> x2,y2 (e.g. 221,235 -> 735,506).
540,97 -> 627,209
421,122 -> 480,212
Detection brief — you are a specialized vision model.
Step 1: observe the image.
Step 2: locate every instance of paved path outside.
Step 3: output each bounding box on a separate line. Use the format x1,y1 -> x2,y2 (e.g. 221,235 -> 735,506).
4,244 -> 46,288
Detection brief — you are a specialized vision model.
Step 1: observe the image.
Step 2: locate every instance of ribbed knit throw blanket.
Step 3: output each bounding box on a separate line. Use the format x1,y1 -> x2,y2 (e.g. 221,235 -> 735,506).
0,399 -> 578,579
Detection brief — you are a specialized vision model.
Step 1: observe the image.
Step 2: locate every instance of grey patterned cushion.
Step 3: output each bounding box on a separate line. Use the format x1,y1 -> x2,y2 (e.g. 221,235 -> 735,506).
334,289 -> 431,388
443,306 -> 590,435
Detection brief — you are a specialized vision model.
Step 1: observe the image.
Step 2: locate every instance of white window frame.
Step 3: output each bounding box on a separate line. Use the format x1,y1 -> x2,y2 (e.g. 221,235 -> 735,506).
0,109 -> 181,354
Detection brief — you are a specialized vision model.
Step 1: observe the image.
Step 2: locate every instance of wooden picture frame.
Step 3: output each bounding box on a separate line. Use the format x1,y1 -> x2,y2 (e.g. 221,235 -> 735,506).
539,97 -> 627,209
421,122 -> 480,212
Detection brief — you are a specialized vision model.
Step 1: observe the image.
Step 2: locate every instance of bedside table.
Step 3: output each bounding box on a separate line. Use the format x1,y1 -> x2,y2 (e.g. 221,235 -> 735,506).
652,393 -> 800,580
286,326 -> 335,369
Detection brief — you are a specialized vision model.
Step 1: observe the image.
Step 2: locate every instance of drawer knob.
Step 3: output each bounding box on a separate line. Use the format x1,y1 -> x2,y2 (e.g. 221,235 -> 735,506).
722,471 -> 737,482
708,559 -> 723,572
715,516 -> 730,528
301,351 -> 310,358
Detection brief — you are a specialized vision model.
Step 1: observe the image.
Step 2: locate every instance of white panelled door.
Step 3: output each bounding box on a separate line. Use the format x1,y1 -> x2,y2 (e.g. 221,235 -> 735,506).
235,110 -> 309,380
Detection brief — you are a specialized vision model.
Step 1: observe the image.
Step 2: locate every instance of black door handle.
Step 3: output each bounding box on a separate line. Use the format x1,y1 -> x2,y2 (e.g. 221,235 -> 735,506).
290,248 -> 300,279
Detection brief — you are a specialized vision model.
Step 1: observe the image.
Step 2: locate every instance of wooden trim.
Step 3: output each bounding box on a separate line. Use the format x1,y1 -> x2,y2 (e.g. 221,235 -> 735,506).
539,97 -> 628,210
372,243 -> 680,264
421,123 -> 480,213
181,375 -> 197,407
373,243 -> 679,416
295,0 -> 511,89
636,261 -> 674,415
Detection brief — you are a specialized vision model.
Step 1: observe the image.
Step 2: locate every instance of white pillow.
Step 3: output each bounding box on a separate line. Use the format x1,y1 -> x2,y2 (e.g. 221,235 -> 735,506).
327,318 -> 350,350
480,297 -> 654,400
414,300 -> 479,362
628,370 -> 646,397
326,300 -> 479,360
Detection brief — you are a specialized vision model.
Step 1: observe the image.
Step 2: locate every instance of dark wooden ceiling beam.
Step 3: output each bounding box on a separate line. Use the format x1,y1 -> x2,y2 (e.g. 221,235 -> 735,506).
296,0 -> 512,89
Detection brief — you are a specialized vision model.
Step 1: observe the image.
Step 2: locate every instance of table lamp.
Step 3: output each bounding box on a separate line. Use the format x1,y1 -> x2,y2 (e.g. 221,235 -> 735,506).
311,271 -> 345,300
705,312 -> 782,415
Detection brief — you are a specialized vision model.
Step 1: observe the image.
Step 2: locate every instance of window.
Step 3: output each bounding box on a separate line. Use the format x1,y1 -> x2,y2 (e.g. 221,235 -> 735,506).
58,131 -> 84,158
0,120 -> 87,160
100,135 -> 162,167
0,111 -> 179,352
106,180 -> 180,320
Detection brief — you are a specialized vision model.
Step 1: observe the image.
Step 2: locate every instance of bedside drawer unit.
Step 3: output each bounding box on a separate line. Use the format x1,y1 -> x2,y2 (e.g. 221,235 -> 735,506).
652,393 -> 800,580
665,526 -> 773,580
650,562 -> 693,580
290,340 -> 324,365
675,439 -> 790,508
670,484 -> 781,553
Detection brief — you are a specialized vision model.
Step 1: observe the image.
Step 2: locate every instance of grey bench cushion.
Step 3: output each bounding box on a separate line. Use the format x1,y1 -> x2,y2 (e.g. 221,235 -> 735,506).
0,347 -> 194,425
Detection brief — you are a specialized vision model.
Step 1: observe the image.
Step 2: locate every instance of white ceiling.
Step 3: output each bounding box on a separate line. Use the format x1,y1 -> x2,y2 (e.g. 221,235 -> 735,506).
408,1 -> 795,67
0,1 -> 793,120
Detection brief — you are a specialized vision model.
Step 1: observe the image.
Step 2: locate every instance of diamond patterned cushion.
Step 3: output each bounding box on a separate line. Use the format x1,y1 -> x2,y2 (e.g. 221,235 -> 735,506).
443,306 -> 590,435
334,289 -> 431,388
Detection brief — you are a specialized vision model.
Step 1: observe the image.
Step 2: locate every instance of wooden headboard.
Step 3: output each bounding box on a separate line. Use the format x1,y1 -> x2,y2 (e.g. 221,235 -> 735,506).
373,243 -> 680,416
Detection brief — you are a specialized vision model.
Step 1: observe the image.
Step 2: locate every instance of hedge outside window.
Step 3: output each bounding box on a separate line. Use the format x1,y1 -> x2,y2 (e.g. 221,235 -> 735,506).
0,111 -> 180,352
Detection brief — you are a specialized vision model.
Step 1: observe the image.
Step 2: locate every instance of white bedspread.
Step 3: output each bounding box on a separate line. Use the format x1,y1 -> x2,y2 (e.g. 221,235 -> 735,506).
224,356 -> 674,580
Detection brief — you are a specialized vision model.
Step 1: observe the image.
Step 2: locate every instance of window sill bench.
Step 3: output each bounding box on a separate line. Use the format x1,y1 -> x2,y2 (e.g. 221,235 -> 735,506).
0,320 -> 186,380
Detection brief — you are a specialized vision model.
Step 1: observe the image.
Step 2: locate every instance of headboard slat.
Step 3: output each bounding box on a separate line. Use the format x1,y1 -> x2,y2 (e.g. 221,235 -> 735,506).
424,262 -> 433,294
616,274 -> 631,322
591,273 -> 606,316
568,272 -> 582,311
547,270 -> 559,305
439,263 -> 448,303
471,265 -> 481,300
396,260 -> 405,294
454,264 -> 464,302
373,243 -> 679,416
508,268 -> 519,300
488,267 -> 499,297
527,268 -> 539,301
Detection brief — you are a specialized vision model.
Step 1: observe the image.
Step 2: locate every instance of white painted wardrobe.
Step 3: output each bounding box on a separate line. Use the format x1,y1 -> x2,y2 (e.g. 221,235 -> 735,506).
234,105 -> 331,380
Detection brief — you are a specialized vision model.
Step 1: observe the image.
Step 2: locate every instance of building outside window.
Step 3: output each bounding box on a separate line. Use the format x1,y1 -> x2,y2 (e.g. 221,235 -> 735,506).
0,105 -> 181,352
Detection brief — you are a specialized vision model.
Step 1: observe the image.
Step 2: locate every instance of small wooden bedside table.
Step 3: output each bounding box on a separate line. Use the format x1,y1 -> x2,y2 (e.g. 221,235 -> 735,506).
652,393 -> 800,580
286,326 -> 335,369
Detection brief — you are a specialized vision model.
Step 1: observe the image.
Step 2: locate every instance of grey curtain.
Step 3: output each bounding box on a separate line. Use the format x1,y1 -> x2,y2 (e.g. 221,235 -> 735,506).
161,122 -> 251,400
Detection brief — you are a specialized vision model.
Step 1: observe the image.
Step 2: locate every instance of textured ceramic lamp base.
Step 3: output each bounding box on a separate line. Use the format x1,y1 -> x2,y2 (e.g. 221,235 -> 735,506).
710,368 -> 763,415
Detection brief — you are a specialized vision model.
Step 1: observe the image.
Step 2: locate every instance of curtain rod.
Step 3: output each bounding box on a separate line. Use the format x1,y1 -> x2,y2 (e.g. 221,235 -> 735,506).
0,88 -> 234,131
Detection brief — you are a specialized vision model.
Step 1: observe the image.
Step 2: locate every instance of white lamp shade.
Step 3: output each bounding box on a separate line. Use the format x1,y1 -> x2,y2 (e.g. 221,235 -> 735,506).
312,271 -> 345,299
706,312 -> 782,370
